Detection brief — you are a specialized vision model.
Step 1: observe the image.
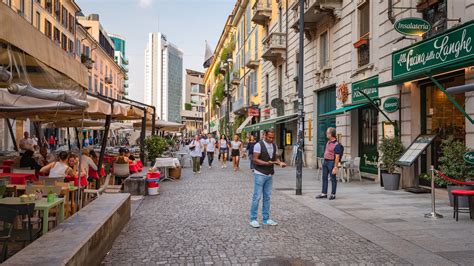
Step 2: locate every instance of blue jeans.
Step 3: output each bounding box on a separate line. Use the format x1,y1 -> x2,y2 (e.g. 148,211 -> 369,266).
249,153 -> 254,169
250,173 -> 273,221
322,160 -> 337,195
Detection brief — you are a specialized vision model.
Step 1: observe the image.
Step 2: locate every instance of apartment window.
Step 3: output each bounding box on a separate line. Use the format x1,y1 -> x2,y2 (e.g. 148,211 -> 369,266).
44,19 -> 52,38
68,39 -> 73,54
320,31 -> 329,68
278,65 -> 283,98
88,76 -> 92,91
54,0 -> 60,20
45,0 -> 52,13
265,74 -> 269,105
35,12 -> 41,30
99,82 -> 103,95
19,0 -> 25,15
94,78 -> 98,92
246,5 -> 251,37
254,29 -> 258,59
53,27 -> 60,44
76,39 -> 81,55
61,34 -> 67,51
357,0 -> 370,67
61,7 -> 68,27
68,13 -> 74,33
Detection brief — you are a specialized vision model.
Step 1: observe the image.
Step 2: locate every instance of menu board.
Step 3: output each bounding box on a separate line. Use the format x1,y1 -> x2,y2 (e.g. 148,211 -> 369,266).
396,134 -> 436,167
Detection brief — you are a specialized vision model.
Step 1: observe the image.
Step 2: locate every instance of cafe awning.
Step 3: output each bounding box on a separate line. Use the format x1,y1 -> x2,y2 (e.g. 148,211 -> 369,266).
243,114 -> 298,132
133,120 -> 185,132
236,116 -> 253,133
319,103 -> 370,117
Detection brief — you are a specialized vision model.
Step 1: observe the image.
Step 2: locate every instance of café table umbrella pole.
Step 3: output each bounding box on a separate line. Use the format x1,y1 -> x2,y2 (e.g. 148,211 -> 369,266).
97,114 -> 112,189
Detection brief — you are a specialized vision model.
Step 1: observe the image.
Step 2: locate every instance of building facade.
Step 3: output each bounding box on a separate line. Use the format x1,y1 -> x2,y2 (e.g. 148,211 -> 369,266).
144,32 -> 184,122
206,0 -> 474,188
182,69 -> 206,136
109,33 -> 129,96
77,14 -> 125,100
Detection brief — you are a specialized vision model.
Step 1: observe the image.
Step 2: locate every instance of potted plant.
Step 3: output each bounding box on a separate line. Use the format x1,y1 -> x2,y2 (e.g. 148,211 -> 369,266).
353,37 -> 368,49
379,137 -> 404,190
144,135 -> 169,165
437,136 -> 474,207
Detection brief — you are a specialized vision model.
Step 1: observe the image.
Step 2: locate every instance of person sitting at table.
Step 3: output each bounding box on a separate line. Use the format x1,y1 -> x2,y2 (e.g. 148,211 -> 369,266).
40,151 -> 74,178
116,148 -> 129,164
66,153 -> 88,186
80,149 -> 98,182
20,150 -> 42,171
36,146 -> 56,166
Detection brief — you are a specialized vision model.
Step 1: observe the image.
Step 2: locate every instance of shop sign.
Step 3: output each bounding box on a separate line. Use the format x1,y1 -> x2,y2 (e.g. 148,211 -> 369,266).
383,97 -> 400,113
393,20 -> 474,80
352,75 -> 379,103
248,107 -> 260,117
210,120 -> 219,132
464,151 -> 474,165
394,17 -> 431,36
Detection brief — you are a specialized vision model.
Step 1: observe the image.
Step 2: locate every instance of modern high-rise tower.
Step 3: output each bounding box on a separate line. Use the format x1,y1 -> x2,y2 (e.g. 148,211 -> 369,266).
144,32 -> 183,122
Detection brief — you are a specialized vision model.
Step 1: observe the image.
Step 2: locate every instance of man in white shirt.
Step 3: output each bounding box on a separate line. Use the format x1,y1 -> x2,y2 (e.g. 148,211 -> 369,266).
19,131 -> 34,155
250,128 -> 286,228
206,133 -> 217,169
199,135 -> 208,166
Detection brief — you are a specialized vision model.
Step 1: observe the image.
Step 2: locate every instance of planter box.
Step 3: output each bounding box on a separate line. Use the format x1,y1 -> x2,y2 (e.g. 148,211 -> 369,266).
169,167 -> 181,179
447,185 -> 474,208
353,38 -> 368,48
382,173 -> 400,190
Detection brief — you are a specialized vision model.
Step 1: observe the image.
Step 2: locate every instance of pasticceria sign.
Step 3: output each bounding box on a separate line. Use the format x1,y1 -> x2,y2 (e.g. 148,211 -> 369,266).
392,20 -> 474,80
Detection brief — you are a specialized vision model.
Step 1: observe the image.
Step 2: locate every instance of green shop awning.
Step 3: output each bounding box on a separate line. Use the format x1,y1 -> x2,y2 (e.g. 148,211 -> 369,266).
243,114 -> 298,132
319,103 -> 369,117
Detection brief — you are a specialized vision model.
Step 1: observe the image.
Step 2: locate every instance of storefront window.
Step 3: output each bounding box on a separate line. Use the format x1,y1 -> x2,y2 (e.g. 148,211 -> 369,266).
359,106 -> 378,174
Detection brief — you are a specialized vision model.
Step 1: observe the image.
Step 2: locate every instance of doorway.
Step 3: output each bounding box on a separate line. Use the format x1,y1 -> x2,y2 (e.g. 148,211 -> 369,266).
316,87 -> 336,157
358,106 -> 379,174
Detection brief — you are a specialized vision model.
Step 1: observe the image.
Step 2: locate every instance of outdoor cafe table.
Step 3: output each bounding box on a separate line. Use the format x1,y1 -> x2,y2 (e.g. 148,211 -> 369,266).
0,165 -> 11,173
0,173 -> 37,184
152,158 -> 180,181
0,197 -> 65,235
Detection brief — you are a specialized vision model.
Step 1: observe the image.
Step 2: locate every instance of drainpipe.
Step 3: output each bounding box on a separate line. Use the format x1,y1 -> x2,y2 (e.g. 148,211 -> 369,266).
388,0 -> 395,24
285,0 -> 289,77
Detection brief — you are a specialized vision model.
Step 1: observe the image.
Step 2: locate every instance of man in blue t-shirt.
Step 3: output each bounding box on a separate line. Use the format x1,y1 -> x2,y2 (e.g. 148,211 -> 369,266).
316,127 -> 342,200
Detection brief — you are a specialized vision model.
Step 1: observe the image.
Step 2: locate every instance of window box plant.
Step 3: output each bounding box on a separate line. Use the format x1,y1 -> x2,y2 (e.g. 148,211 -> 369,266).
353,37 -> 368,49
379,137 -> 404,190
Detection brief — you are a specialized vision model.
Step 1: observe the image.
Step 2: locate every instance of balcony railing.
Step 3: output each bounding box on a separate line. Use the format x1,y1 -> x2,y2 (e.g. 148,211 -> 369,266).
245,51 -> 260,69
252,0 -> 272,26
232,97 -> 244,112
261,32 -> 286,65
80,54 -> 94,69
291,0 -> 343,36
231,71 -> 240,85
357,40 -> 370,67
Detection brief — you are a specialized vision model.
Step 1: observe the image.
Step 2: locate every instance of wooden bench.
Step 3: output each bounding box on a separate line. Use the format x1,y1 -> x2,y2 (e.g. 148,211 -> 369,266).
4,193 -> 130,265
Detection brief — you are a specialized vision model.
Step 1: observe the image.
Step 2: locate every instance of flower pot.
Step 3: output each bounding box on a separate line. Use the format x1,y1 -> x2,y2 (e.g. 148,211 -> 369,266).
382,172 -> 400,190
447,185 -> 474,207
353,38 -> 368,48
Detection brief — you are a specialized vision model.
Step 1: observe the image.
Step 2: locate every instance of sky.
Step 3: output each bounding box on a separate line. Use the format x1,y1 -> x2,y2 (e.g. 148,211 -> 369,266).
76,0 -> 235,102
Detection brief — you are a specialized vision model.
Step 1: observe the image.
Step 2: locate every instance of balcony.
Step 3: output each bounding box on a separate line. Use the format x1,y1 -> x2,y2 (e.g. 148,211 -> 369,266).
232,97 -> 244,113
261,32 -> 286,66
105,76 -> 113,84
291,0 -> 343,40
245,52 -> 260,69
231,71 -> 240,86
252,0 -> 272,26
81,54 -> 94,69
124,74 -> 129,80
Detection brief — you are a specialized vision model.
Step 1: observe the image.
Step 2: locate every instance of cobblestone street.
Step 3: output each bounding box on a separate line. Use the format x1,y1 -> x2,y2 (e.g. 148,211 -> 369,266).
103,160 -> 408,265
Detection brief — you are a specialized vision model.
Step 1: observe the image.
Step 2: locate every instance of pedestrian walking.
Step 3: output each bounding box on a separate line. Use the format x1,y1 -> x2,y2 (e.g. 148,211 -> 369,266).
206,133 -> 216,169
250,128 -> 286,228
200,135 -> 207,166
315,127 -> 343,200
218,134 -> 229,168
48,135 -> 56,151
230,135 -> 243,171
189,135 -> 203,174
246,135 -> 257,170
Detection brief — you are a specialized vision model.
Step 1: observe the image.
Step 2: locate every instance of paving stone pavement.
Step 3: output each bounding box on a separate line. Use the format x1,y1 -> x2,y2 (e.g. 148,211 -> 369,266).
103,163 -> 409,265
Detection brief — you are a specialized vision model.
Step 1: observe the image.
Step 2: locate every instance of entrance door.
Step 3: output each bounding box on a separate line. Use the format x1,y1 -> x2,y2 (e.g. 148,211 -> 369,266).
359,106 -> 379,174
420,72 -> 465,180
316,87 -> 336,157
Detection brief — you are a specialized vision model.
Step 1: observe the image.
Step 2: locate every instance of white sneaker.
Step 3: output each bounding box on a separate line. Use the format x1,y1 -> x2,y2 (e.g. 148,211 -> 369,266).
249,220 -> 260,228
263,219 -> 278,226
209,166 -> 212,169
221,165 -> 224,169
198,171 -> 201,174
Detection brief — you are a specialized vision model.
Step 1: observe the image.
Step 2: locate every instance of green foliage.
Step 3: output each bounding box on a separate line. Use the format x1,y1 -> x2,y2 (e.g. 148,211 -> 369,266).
184,103 -> 192,111
211,80 -> 225,110
232,115 -> 246,136
436,136 -> 474,186
213,63 -> 221,77
379,137 -> 404,174
144,135 -> 169,163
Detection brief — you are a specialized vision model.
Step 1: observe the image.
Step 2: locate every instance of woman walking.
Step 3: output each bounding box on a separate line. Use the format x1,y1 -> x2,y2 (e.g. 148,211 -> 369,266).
246,135 -> 257,170
189,135 -> 203,174
218,134 -> 229,169
230,134 -> 243,171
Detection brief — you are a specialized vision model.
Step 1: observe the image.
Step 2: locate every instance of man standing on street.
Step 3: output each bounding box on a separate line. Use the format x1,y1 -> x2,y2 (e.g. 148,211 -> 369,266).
316,127 -> 343,200
19,131 -> 34,156
206,133 -> 216,169
250,128 -> 286,228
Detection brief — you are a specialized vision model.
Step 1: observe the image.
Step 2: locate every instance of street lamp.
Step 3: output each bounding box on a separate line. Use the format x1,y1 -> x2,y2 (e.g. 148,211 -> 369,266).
222,55 -> 233,137
207,91 -> 211,134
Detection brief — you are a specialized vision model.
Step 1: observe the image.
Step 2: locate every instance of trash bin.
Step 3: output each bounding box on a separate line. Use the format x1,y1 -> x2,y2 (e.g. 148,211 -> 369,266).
146,172 -> 160,195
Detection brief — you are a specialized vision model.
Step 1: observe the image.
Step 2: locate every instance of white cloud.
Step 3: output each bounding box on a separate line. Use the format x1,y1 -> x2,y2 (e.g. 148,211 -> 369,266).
138,0 -> 153,8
